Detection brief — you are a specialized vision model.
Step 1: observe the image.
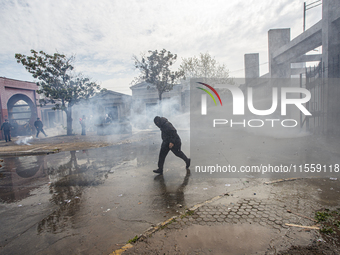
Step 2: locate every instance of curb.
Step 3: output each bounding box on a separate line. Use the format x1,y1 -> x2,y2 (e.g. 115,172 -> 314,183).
110,194 -> 225,255
0,149 -> 60,157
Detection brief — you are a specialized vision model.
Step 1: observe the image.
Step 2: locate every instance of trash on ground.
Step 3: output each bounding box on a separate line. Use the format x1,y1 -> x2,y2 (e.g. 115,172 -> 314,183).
285,223 -> 319,230
264,178 -> 301,185
287,209 -> 317,222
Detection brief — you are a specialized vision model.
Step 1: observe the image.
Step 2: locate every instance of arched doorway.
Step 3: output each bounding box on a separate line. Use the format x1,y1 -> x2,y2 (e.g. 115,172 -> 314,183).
7,94 -> 37,136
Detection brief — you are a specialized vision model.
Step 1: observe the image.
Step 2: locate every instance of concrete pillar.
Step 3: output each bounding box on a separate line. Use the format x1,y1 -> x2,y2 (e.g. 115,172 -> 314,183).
322,0 -> 340,134
322,0 -> 340,78
244,53 -> 259,83
268,28 -> 291,78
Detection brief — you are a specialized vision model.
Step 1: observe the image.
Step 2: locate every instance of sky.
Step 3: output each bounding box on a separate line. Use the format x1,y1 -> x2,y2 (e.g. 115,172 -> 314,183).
0,0 -> 322,95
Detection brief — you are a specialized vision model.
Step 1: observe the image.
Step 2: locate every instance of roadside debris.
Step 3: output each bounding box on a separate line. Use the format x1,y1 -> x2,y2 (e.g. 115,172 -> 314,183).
264,178 -> 301,185
285,223 -> 320,230
287,209 -> 318,222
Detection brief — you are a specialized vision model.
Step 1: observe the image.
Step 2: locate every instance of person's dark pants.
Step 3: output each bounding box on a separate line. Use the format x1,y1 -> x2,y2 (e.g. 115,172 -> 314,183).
36,128 -> 47,137
4,130 -> 11,142
158,141 -> 188,170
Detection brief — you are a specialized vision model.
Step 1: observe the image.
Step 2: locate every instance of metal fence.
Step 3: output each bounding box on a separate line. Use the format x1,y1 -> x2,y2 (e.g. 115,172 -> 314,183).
302,56 -> 340,135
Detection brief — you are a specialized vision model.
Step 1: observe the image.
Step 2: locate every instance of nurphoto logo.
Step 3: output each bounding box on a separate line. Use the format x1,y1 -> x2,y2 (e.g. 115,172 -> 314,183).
196,81 -> 312,128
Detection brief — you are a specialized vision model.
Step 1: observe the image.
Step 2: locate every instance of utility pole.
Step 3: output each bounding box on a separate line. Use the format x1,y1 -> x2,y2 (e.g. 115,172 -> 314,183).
303,0 -> 322,32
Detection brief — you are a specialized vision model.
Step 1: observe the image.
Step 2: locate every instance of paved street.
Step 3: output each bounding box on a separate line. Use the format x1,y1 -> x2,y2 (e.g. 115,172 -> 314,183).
0,127 -> 340,254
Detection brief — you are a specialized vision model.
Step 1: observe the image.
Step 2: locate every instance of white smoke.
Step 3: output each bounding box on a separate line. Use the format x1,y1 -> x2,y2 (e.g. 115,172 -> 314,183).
15,136 -> 33,145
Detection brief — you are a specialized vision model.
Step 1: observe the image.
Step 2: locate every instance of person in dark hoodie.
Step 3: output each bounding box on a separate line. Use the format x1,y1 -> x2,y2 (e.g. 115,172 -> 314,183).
153,116 -> 190,175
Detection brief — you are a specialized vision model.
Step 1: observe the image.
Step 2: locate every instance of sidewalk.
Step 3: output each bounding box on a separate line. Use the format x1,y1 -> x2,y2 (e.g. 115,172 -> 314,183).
117,177 -> 340,255
0,131 -> 153,157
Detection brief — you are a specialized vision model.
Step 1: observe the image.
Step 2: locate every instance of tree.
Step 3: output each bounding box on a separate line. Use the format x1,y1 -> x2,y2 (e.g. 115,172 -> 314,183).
179,52 -> 233,85
133,49 -> 184,101
15,50 -> 101,135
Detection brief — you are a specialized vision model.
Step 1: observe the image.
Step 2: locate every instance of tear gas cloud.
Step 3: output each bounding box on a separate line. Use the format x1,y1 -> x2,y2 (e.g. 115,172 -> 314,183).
42,89 -> 190,142
15,136 -> 33,145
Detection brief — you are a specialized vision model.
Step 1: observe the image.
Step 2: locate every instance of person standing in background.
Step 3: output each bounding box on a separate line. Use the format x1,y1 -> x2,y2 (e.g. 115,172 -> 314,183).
34,118 -> 47,138
0,119 -> 12,142
80,115 -> 86,136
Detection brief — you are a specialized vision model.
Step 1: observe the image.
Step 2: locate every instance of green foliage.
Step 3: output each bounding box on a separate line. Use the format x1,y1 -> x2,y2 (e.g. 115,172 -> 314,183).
315,211 -> 330,222
15,50 -> 101,135
180,209 -> 195,219
133,49 -> 184,100
334,220 -> 340,228
320,227 -> 334,234
127,235 -> 139,243
179,52 -> 233,85
15,50 -> 100,110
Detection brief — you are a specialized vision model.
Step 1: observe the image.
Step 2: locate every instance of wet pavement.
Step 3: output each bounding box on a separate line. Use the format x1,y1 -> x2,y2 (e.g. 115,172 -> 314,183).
123,178 -> 340,254
1,128 -> 340,254
0,131 -> 251,255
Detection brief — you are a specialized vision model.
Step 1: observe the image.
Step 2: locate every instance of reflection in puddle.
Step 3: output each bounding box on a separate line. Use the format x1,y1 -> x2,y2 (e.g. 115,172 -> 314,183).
153,169 -> 191,211
38,150 -> 106,234
0,144 -> 140,204
0,155 -> 48,203
0,143 -> 149,236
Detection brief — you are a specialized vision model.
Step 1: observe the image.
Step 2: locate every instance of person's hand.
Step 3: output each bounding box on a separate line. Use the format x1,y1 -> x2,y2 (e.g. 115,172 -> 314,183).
169,142 -> 174,149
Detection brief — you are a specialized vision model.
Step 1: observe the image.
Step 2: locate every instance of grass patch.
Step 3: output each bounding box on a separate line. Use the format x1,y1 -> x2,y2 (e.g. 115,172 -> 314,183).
127,235 -> 139,244
315,211 -> 331,222
315,208 -> 340,247
180,209 -> 195,219
320,227 -> 334,234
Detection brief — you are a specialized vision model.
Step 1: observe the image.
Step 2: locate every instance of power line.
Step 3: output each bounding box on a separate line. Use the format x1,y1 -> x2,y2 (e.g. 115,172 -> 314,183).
303,0 -> 322,31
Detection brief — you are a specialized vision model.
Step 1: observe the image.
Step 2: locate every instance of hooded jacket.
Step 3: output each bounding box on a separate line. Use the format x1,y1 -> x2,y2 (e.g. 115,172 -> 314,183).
154,116 -> 181,145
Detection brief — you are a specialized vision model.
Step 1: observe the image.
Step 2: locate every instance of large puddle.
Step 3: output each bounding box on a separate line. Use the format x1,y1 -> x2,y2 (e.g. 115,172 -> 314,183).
1,130 -> 340,254
0,133 -> 245,254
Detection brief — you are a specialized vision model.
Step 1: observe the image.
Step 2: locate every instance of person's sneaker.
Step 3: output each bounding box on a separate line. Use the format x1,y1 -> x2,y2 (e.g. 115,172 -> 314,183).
153,169 -> 163,175
186,158 -> 191,169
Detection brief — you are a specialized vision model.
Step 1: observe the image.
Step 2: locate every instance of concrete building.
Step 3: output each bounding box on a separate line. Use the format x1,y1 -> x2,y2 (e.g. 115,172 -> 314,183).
84,90 -> 132,134
244,0 -> 340,134
89,90 -> 131,122
130,82 -> 189,127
